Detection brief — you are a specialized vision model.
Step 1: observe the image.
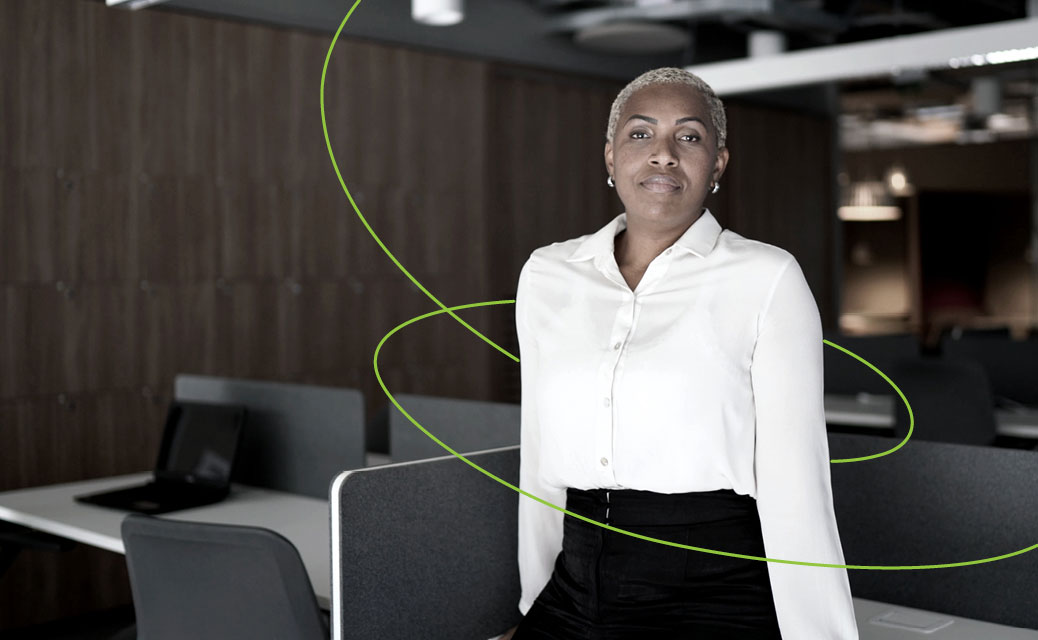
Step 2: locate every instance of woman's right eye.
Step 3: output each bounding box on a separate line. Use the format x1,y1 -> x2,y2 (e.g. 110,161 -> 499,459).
630,131 -> 649,139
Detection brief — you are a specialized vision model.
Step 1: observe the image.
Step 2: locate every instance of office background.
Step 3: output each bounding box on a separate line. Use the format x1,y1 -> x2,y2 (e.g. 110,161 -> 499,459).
2,0 -> 1035,630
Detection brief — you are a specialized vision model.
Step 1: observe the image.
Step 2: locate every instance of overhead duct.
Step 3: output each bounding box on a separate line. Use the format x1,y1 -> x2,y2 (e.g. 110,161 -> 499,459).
574,21 -> 690,54
106,0 -> 171,8
547,0 -> 843,34
748,30 -> 786,57
685,17 -> 1038,96
971,76 -> 1002,118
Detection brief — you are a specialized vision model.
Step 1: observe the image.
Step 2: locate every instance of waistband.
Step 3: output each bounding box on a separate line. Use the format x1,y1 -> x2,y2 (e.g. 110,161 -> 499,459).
565,487 -> 758,527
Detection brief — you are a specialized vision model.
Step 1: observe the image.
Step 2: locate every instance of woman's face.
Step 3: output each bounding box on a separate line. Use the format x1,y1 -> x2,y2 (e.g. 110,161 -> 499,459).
605,83 -> 729,227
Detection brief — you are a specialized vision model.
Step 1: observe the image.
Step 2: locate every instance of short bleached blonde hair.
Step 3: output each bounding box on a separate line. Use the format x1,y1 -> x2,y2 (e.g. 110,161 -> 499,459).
606,67 -> 727,151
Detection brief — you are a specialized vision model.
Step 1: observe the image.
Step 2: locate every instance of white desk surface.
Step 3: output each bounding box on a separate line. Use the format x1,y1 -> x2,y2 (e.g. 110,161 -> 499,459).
824,393 -> 1038,438
854,597 -> 1038,639
0,473 -> 330,609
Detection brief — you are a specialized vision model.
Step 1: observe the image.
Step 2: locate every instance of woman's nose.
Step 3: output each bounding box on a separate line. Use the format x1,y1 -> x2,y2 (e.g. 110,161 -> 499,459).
648,139 -> 678,166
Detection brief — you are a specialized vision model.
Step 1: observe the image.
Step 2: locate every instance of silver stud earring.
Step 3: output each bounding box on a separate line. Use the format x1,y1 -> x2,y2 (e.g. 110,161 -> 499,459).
607,175 -> 615,188
711,182 -> 720,194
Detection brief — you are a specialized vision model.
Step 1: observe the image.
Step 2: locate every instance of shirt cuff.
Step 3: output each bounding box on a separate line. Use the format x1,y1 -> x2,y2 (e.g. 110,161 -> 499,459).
518,596 -> 535,616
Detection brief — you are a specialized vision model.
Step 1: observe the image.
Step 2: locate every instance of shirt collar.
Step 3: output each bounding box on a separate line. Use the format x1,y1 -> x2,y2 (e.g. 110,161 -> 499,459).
565,208 -> 723,263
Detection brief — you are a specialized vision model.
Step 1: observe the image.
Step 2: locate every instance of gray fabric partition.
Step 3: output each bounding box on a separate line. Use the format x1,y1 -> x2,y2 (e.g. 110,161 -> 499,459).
829,433 -> 1038,628
388,393 -> 521,463
332,446 -> 521,640
175,374 -> 365,499
331,434 -> 1038,635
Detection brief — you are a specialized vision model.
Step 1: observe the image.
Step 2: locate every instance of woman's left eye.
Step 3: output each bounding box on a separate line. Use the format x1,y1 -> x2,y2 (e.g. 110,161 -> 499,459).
680,134 -> 700,142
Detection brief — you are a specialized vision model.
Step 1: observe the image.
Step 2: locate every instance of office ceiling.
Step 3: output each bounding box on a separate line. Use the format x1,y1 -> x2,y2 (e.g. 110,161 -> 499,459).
122,0 -> 1038,146
146,0 -> 1032,81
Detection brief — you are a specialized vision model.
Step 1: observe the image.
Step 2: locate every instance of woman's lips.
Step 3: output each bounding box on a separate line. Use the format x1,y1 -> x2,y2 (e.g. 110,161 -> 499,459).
640,175 -> 681,192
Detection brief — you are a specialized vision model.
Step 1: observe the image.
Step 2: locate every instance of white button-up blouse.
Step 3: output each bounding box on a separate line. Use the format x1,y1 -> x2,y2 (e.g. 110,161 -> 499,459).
515,208 -> 859,638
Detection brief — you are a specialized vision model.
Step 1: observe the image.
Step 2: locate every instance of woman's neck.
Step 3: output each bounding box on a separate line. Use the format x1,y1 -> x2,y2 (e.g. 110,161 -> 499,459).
614,209 -> 704,270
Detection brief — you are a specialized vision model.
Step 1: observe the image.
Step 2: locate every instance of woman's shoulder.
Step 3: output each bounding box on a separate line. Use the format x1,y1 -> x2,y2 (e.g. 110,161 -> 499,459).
522,232 -> 596,268
716,228 -> 797,273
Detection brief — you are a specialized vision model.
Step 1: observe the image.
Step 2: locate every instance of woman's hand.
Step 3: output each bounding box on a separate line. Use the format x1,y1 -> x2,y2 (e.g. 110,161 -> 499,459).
499,625 -> 518,640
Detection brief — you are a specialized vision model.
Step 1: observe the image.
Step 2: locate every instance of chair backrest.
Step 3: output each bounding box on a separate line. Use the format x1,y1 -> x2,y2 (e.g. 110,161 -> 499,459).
387,393 -> 520,462
121,514 -> 327,640
331,446 -> 521,640
887,356 -> 997,445
829,433 -> 1038,628
941,333 -> 1038,407
822,332 -> 919,395
175,374 -> 365,498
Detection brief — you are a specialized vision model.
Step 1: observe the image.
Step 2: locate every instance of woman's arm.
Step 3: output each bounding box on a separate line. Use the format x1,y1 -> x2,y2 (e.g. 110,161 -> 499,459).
750,256 -> 859,639
515,258 -> 567,616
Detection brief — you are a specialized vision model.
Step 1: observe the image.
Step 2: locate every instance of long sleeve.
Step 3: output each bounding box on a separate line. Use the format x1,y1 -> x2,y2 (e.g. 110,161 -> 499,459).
515,259 -> 567,615
751,257 -> 859,639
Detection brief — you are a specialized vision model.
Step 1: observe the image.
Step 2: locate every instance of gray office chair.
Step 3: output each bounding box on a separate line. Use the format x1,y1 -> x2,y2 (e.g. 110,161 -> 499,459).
888,355 -> 997,446
121,514 -> 327,640
387,393 -> 521,462
174,374 -> 365,498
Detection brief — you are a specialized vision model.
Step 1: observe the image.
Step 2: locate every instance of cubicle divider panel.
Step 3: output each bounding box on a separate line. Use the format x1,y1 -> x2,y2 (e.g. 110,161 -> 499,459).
942,335 -> 1038,407
332,446 -> 521,640
175,374 -> 365,499
829,433 -> 1038,629
388,393 -> 521,462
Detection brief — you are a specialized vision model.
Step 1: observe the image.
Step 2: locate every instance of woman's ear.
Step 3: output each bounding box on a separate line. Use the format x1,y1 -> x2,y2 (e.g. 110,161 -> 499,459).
713,146 -> 730,184
604,141 -> 614,178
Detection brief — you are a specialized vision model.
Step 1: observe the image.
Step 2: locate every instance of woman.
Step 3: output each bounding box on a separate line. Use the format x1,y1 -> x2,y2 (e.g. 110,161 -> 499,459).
502,67 -> 858,639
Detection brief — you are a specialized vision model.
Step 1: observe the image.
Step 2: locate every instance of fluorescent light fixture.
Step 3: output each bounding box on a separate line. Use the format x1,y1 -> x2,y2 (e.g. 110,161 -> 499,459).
412,0 -> 464,26
838,181 -> 902,221
839,206 -> 902,221
106,0 -> 170,8
950,45 -> 1038,67
686,18 -> 1038,95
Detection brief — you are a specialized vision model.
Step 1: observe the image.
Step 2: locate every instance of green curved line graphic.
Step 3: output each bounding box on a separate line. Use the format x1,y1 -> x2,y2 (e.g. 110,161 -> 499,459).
825,339 -> 913,464
374,303 -> 1038,570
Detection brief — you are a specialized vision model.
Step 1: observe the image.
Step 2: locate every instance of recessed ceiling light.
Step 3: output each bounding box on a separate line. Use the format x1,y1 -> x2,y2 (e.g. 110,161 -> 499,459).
412,0 -> 463,26
574,21 -> 689,55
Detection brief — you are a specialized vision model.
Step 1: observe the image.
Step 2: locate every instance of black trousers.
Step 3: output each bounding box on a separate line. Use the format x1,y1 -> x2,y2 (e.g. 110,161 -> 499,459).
514,488 -> 782,640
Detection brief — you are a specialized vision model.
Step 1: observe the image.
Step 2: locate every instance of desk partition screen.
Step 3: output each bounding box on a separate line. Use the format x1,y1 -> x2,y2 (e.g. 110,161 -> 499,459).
829,433 -> 1038,629
388,393 -> 521,462
175,374 -> 365,499
331,446 -> 521,640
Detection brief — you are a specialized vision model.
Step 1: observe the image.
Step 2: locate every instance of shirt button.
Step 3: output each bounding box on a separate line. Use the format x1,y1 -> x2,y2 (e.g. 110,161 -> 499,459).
603,397 -> 611,407
600,457 -> 609,466
613,342 -> 621,350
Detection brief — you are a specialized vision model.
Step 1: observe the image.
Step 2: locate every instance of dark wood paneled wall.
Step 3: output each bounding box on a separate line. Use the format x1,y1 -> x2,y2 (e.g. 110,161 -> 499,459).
1,0 -> 495,628
718,102 -> 838,328
1,0 -> 836,629
484,66 -> 625,402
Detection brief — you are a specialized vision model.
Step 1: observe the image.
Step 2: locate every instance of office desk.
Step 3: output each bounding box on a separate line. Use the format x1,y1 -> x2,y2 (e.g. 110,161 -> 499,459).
824,393 -> 1038,438
0,473 -> 331,608
854,598 -> 1038,639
